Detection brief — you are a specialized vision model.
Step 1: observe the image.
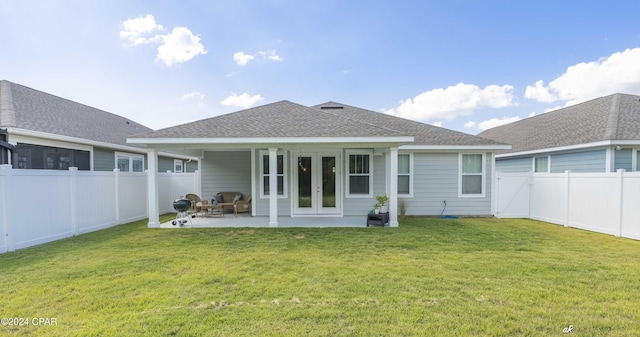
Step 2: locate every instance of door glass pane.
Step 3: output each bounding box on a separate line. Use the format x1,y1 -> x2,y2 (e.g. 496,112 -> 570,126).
298,157 -> 312,208
322,157 -> 336,208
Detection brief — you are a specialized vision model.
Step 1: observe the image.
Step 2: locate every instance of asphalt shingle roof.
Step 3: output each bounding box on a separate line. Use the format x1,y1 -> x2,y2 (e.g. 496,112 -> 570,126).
478,93 -> 640,154
0,80 -> 151,148
313,102 -> 506,146
133,100 -> 506,147
134,100 -> 410,139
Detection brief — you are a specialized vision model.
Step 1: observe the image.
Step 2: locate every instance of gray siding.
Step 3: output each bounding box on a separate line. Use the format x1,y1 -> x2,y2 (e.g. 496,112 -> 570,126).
158,156 -> 174,173
185,161 -> 198,173
404,152 -> 492,216
496,148 -> 608,173
614,149 -> 632,171
93,147 -> 115,171
201,151 -> 252,203
550,148 -> 606,173
495,157 -> 532,173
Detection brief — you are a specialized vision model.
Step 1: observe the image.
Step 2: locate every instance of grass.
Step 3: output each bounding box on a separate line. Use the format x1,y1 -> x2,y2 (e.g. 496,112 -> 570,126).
1,216 -> 639,336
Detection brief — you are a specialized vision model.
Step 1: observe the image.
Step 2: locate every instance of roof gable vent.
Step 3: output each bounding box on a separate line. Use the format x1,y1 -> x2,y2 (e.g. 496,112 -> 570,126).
320,106 -> 344,110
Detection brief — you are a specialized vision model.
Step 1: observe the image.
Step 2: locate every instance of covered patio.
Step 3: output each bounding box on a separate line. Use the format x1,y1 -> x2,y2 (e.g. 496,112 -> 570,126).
129,101 -> 413,228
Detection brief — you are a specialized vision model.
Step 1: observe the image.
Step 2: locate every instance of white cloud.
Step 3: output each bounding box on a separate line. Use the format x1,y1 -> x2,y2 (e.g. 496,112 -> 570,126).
233,52 -> 255,66
120,14 -> 163,45
181,92 -> 205,107
463,121 -> 477,129
525,48 -> 640,105
477,116 -> 521,131
181,91 -> 204,101
524,80 -> 557,103
156,27 -> 207,66
257,50 -> 283,62
120,15 -> 207,66
383,83 -> 517,122
221,93 -> 265,109
432,121 -> 443,127
234,50 -> 282,65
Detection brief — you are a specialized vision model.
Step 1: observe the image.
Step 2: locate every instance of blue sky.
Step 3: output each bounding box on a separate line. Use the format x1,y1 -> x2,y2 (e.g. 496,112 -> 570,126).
1,1 -> 640,134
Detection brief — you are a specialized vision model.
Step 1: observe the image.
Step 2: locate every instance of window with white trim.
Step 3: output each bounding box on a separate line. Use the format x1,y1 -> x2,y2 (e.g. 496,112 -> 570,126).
260,151 -> 287,198
533,156 -> 549,173
398,153 -> 412,196
459,153 -> 485,197
174,159 -> 183,173
346,150 -> 372,197
116,152 -> 144,172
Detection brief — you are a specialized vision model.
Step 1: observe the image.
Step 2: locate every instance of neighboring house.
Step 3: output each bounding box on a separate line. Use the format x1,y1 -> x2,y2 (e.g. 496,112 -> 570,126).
0,80 -> 197,172
128,100 -> 510,227
478,93 -> 640,173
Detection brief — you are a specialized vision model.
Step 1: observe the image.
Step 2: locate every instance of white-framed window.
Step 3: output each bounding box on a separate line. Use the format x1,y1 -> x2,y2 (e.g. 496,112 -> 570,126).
459,153 -> 485,197
398,153 -> 413,197
259,150 -> 287,198
533,156 -> 549,173
174,159 -> 184,173
115,152 -> 144,172
346,150 -> 373,197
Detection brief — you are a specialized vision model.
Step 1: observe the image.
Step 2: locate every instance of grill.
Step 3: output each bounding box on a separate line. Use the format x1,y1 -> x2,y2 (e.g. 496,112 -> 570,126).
172,197 -> 194,226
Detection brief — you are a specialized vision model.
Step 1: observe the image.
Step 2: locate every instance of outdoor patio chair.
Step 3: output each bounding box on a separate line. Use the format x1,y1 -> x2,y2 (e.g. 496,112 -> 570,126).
184,193 -> 209,216
234,194 -> 252,217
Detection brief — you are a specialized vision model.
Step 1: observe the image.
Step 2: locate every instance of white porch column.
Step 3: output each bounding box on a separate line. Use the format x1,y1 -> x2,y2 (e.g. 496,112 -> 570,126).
147,149 -> 160,228
250,148 -> 257,217
389,147 -> 399,227
196,156 -> 203,197
268,148 -> 278,227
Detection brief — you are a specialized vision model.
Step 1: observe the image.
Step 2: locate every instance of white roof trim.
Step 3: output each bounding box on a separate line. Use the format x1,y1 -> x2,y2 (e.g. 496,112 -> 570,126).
400,144 -> 511,151
127,136 -> 415,145
495,140 -> 640,158
7,127 -> 197,160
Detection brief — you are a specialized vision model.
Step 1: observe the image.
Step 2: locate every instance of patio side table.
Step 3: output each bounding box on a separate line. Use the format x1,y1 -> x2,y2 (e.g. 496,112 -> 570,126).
366,212 -> 389,227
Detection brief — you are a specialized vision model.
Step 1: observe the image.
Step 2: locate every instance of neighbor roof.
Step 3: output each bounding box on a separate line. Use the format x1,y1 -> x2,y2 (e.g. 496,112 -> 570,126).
478,93 -> 640,154
0,80 -> 151,148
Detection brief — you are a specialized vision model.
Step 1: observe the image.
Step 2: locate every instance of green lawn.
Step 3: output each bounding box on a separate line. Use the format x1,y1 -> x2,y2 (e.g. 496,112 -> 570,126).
1,216 -> 639,336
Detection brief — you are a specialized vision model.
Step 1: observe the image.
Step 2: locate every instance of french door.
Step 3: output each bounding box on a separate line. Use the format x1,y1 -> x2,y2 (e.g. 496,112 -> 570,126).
293,152 -> 341,215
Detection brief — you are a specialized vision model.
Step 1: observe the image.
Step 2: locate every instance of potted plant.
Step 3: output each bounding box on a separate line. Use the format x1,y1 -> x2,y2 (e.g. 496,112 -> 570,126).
372,203 -> 380,214
376,194 -> 388,213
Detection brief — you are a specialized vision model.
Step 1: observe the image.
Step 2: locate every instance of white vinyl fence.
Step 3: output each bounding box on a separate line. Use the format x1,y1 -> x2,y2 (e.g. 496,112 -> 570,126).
0,165 -> 198,253
496,170 -> 640,241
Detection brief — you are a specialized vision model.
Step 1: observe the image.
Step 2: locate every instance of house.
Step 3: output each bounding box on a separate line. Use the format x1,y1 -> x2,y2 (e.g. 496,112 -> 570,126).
128,100 -> 510,227
0,80 -> 197,172
478,93 -> 640,173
